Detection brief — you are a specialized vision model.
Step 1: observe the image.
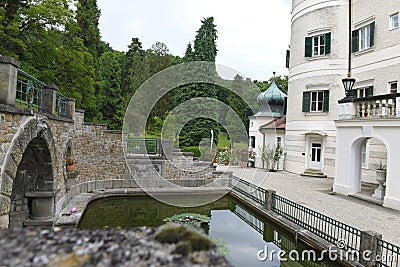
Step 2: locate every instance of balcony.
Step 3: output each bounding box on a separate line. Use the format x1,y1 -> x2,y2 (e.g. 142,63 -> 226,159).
338,93 -> 400,120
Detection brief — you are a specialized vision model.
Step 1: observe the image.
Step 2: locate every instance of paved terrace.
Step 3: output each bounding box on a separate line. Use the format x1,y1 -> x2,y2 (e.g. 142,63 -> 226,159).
222,166 -> 400,246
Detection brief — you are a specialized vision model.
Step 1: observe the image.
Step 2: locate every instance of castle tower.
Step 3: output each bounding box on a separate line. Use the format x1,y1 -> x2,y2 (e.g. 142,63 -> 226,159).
286,0 -> 400,177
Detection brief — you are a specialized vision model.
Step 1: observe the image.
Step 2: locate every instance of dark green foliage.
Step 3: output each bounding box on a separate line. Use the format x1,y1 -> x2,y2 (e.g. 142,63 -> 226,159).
254,75 -> 288,94
155,224 -> 213,255
181,147 -> 201,158
163,213 -> 210,227
193,17 -> 218,62
99,51 -> 126,129
76,0 -> 103,57
175,17 -> 219,148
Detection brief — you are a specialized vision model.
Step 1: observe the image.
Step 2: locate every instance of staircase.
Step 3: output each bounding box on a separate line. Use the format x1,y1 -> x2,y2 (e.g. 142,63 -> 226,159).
301,169 -> 327,178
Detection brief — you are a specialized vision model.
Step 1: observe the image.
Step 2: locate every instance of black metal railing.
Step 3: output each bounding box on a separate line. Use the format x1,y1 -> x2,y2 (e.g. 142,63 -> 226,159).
229,175 -> 266,205
16,69 -> 45,112
376,238 -> 400,267
127,138 -> 162,155
272,193 -> 362,252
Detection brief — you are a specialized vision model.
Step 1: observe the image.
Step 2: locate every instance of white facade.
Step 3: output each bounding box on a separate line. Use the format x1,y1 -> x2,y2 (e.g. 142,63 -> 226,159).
286,0 -> 400,177
248,116 -> 274,168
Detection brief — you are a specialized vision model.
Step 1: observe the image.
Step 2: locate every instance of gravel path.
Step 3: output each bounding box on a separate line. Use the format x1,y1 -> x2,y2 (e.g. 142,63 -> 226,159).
223,166 -> 400,246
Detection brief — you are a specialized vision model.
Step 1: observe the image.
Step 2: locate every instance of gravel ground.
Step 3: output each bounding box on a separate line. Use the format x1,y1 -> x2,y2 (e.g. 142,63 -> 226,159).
224,167 -> 400,246
0,226 -> 231,267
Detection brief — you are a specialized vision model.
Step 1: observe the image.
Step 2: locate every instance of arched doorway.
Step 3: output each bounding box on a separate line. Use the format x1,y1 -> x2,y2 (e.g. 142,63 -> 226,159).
9,137 -> 54,227
348,136 -> 388,200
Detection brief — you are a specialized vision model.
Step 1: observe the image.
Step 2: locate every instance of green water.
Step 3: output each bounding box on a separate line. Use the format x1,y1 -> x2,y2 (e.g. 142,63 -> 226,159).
79,194 -> 337,267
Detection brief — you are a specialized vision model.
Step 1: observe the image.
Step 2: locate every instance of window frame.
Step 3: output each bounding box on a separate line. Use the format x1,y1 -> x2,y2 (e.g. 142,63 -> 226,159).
389,81 -> 398,94
277,137 -> 282,148
361,140 -> 370,169
302,90 -> 330,113
390,13 -> 399,30
249,136 -> 256,149
359,24 -> 371,50
312,34 -> 325,56
305,32 -> 331,58
310,91 -> 325,112
352,22 -> 375,52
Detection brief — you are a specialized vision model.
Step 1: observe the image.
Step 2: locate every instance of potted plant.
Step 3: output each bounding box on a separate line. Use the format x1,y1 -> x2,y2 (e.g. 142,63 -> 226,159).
66,158 -> 76,172
216,148 -> 231,165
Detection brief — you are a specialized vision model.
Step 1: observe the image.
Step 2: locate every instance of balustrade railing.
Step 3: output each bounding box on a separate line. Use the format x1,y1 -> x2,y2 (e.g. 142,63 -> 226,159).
339,93 -> 400,119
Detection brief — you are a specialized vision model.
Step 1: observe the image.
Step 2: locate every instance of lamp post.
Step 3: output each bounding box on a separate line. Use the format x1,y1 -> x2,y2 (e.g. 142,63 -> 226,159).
342,0 -> 356,99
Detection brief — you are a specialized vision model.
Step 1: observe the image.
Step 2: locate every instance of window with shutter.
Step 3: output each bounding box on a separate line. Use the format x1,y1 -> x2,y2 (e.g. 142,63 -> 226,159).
366,86 -> 374,97
302,91 -> 311,112
353,22 -> 375,52
352,30 -> 359,52
305,32 -> 332,57
305,37 -> 312,57
323,90 -> 330,112
325,32 -> 331,54
303,91 -> 329,113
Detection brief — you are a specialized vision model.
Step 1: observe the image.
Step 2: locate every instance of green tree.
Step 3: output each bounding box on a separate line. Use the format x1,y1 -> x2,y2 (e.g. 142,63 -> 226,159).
75,0 -> 103,57
254,75 -> 288,94
175,17 -> 219,148
98,51 -> 126,129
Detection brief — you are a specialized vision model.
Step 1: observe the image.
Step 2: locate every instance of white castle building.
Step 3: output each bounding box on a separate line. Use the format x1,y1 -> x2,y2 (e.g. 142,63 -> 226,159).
280,0 -> 400,210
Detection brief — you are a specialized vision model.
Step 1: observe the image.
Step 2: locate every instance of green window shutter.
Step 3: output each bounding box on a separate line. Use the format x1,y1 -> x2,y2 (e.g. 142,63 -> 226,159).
352,30 -> 359,52
325,32 -> 331,55
323,90 -> 330,112
366,86 -> 374,97
302,91 -> 311,112
350,89 -> 357,98
370,22 -> 375,47
305,37 -> 312,57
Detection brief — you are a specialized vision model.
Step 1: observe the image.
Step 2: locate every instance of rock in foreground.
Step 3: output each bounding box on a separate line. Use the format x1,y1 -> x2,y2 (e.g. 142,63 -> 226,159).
0,226 -> 231,267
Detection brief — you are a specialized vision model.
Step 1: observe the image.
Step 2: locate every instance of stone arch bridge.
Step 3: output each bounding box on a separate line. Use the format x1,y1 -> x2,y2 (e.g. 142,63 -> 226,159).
0,56 -> 126,228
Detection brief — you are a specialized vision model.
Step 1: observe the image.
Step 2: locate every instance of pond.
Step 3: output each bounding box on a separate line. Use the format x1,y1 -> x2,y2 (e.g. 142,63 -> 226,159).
79,194 -> 336,267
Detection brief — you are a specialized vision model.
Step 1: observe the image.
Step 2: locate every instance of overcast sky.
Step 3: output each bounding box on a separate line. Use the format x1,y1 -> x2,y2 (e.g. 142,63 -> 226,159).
97,0 -> 292,81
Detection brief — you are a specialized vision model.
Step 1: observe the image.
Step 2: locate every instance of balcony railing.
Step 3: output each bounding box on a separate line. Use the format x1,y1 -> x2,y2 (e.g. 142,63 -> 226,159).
339,93 -> 400,119
16,69 -> 46,112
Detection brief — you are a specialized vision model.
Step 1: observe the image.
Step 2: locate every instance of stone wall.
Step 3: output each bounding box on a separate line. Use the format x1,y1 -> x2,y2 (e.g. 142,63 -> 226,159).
73,112 -> 128,182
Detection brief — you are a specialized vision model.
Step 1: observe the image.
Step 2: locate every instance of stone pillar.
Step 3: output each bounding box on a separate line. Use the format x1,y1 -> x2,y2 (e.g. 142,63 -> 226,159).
42,84 -> 57,115
0,56 -> 20,106
359,230 -> 382,267
65,171 -> 78,191
338,102 -> 357,120
264,189 -> 276,211
66,98 -> 76,120
396,97 -> 400,118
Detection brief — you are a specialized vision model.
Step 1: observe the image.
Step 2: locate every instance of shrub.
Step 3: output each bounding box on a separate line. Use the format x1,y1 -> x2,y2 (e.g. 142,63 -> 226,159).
181,147 -> 201,157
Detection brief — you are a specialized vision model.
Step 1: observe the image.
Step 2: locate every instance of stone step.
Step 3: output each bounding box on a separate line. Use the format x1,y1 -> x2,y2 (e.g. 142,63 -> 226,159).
300,169 -> 327,178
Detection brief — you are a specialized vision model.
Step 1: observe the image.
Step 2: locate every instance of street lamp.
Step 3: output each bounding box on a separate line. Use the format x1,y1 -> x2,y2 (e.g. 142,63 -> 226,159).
342,76 -> 356,98
343,0 -> 356,99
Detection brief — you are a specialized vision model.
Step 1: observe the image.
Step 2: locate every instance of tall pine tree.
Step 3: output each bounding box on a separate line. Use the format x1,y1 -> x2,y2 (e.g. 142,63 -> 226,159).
75,0 -> 102,57
175,17 -> 219,148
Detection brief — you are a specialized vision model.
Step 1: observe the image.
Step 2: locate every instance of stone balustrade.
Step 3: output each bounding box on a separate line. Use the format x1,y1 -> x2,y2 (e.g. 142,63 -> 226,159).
339,93 -> 400,120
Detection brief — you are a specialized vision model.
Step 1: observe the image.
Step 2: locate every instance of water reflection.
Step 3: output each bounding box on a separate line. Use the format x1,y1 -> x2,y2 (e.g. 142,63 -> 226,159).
79,194 -> 335,267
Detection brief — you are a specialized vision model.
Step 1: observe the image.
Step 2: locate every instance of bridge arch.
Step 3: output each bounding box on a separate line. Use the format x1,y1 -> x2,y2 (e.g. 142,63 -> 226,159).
0,116 -> 58,227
